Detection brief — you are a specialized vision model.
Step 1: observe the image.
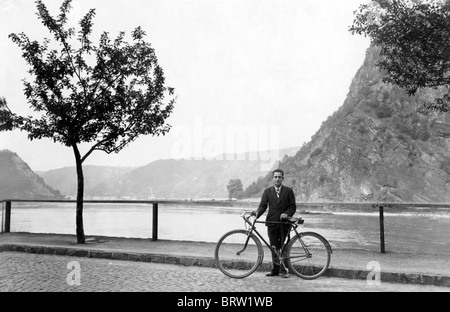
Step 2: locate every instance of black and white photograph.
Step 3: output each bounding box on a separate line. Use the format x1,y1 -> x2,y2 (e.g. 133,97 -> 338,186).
1,0 -> 449,299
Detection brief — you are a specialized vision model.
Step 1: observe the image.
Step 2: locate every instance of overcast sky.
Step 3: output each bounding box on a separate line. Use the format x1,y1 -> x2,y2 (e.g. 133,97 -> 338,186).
0,0 -> 371,171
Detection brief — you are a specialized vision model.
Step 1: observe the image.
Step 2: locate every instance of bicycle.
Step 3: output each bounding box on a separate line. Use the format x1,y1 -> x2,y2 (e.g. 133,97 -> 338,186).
214,211 -> 332,279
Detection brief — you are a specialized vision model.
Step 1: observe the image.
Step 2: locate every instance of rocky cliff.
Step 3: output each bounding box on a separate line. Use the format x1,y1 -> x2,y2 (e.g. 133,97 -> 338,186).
245,46 -> 450,203
0,149 -> 63,200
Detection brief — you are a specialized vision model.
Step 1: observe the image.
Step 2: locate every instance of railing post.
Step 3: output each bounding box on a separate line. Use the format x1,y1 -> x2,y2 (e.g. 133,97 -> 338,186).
152,202 -> 158,241
1,201 -> 3,233
379,205 -> 385,254
4,200 -> 11,233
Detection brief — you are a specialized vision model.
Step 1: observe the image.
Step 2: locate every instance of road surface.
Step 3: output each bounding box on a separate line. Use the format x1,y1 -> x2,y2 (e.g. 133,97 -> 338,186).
0,252 -> 448,293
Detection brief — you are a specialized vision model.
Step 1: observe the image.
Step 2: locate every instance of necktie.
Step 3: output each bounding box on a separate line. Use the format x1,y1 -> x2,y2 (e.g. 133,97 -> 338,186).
276,187 -> 280,198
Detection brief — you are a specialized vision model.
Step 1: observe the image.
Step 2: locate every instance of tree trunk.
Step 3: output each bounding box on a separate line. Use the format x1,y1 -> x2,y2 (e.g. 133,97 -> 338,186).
73,144 -> 85,244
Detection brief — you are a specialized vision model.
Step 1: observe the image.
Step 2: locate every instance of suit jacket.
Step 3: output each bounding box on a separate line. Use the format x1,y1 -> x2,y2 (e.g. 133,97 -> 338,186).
256,185 -> 297,226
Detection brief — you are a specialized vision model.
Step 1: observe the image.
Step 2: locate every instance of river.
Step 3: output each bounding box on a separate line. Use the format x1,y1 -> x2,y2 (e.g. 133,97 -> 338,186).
2,202 -> 450,255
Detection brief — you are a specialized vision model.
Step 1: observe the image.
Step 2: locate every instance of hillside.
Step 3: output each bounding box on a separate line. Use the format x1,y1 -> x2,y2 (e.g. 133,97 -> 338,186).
37,166 -> 135,198
244,46 -> 450,203
38,146 -> 299,199
0,150 -> 63,200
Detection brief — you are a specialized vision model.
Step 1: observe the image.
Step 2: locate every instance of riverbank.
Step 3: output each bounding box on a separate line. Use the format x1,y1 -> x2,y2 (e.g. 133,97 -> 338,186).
168,200 -> 450,215
5,198 -> 450,214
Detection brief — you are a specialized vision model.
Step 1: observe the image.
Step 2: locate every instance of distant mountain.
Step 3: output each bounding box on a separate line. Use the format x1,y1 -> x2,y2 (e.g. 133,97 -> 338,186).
37,166 -> 136,198
38,146 -> 299,199
244,46 -> 450,203
0,149 -> 64,200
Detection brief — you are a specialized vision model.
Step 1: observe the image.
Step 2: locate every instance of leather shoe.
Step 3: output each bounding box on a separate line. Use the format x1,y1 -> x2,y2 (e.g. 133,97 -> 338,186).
279,272 -> 290,278
265,271 -> 279,277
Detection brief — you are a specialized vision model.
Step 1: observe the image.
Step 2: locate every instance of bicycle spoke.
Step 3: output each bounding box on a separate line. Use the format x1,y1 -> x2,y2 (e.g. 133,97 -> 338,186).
215,230 -> 263,279
286,232 -> 331,280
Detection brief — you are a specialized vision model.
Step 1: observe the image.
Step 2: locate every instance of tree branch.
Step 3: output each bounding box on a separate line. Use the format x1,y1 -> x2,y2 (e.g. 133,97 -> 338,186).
81,140 -> 106,163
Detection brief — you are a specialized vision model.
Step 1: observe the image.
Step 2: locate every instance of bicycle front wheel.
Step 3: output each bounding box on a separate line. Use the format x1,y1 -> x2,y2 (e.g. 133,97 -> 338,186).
286,232 -> 331,280
214,229 -> 263,279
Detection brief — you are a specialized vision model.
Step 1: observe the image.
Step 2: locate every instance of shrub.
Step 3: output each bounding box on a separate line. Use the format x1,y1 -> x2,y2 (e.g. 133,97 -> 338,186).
421,130 -> 430,141
318,175 -> 327,184
376,104 -> 393,118
310,148 -> 323,158
441,159 -> 450,175
367,100 -> 379,109
358,125 -> 369,134
397,134 -> 408,142
393,115 -> 424,140
350,116 -> 365,126
377,125 -> 387,133
382,90 -> 391,103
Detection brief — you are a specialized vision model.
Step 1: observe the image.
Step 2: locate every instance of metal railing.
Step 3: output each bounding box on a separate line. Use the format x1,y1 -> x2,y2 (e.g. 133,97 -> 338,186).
0,199 -> 234,241
294,202 -> 450,253
2,199 -> 450,253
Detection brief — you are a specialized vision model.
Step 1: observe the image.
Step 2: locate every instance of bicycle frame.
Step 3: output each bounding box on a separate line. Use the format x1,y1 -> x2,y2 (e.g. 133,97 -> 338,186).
241,214 -> 311,268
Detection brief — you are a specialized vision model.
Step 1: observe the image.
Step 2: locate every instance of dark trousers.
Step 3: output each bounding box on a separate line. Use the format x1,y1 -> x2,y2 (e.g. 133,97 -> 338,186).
267,224 -> 290,273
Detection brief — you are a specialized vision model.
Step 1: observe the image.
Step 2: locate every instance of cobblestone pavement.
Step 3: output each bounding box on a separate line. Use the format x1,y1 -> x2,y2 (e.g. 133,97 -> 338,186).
0,252 -> 448,292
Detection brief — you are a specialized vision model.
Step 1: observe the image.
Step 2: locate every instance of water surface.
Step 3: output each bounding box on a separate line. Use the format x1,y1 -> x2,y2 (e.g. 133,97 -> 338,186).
2,203 -> 450,255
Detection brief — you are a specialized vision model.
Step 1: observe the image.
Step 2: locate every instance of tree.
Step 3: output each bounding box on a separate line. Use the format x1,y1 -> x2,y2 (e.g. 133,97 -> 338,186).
5,0 -> 175,243
349,0 -> 450,112
227,179 -> 244,200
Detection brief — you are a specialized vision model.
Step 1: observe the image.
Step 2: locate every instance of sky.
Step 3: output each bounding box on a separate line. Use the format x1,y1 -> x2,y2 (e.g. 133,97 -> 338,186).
0,0 -> 371,171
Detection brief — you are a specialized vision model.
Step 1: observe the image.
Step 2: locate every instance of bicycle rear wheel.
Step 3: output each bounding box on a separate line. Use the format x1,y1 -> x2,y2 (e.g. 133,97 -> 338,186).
286,232 -> 331,280
214,229 -> 263,279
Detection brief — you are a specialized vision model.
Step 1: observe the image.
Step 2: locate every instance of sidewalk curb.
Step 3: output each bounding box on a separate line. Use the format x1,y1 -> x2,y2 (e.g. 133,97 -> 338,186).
1,243 -> 449,287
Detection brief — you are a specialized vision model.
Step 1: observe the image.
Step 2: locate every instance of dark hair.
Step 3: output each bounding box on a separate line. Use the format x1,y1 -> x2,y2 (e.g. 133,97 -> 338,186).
272,169 -> 284,177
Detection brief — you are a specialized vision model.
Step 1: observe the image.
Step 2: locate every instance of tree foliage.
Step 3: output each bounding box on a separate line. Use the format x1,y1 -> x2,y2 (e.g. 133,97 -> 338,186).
227,179 -> 244,200
6,0 -> 175,243
9,0 -> 175,157
350,0 -> 450,112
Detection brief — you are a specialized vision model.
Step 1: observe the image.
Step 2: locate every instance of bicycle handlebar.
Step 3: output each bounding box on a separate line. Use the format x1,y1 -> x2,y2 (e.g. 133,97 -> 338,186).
241,211 -> 256,227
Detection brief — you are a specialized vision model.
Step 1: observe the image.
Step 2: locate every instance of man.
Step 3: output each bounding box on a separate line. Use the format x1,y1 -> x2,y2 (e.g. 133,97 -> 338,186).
252,169 -> 297,278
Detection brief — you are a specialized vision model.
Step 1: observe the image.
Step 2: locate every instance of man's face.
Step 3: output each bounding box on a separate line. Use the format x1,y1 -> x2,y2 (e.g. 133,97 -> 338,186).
273,172 -> 284,187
